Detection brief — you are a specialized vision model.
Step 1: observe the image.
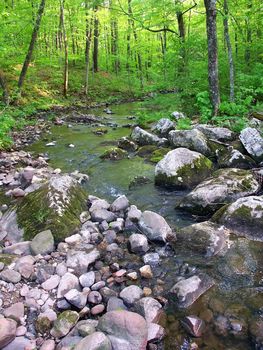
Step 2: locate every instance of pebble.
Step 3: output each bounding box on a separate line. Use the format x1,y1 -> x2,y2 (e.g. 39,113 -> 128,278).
139,265 -> 153,279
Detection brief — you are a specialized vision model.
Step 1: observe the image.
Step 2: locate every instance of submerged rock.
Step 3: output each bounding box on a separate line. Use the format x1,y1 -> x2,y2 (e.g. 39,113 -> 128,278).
100,147 -> 128,161
239,127 -> 263,162
178,168 -> 260,215
169,129 -> 211,156
155,148 -> 213,189
170,273 -> 215,308
177,221 -> 229,257
181,315 -> 205,337
213,195 -> 263,241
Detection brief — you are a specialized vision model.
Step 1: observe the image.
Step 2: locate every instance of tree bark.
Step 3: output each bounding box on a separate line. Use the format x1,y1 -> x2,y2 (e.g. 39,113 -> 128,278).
93,6 -> 99,73
60,0 -> 68,97
0,71 -> 10,105
177,11 -> 186,73
18,0 -> 46,91
204,0 -> 220,115
223,0 -> 234,102
85,1 -> 93,96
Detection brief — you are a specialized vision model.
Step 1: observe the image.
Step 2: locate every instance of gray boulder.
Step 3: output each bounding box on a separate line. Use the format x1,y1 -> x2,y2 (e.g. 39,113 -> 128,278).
194,124 -> 235,142
98,310 -> 148,350
170,273 -> 215,308
0,318 -> 17,348
214,195 -> 263,241
155,148 -> 213,189
169,129 -> 211,156
74,332 -> 112,350
135,297 -> 163,323
178,168 -> 260,215
217,147 -> 256,169
30,230 -> 54,256
239,127 -> 263,162
152,118 -> 175,137
131,126 -> 165,146
138,210 -> 175,243
111,195 -> 129,212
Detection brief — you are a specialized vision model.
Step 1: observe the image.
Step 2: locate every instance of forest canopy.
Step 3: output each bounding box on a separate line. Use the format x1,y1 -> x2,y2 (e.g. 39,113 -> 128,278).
0,0 -> 262,147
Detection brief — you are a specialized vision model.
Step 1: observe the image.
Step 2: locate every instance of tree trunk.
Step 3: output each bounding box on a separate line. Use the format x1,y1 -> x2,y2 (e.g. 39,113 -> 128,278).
93,6 -> 99,73
18,0 -> 46,91
60,0 -> 68,97
0,71 -> 10,105
177,11 -> 186,73
223,0 -> 234,102
245,1 -> 252,65
85,1 -> 93,96
204,0 -> 220,115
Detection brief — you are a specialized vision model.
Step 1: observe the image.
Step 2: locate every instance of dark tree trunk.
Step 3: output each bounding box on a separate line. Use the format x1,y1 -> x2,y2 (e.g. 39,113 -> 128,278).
18,0 -> 46,91
177,11 -> 186,72
204,0 -> 220,115
0,71 -> 10,105
93,6 -> 99,73
223,0 -> 234,101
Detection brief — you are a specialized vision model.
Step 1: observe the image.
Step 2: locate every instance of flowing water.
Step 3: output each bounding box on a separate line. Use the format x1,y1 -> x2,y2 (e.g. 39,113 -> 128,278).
26,100 -> 262,350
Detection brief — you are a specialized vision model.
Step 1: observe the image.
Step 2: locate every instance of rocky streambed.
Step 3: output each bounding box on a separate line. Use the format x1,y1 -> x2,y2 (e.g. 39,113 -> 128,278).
0,100 -> 263,350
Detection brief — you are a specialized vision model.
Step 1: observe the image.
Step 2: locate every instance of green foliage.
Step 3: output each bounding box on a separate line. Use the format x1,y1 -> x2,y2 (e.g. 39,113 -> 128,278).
196,91 -> 213,123
0,113 -> 14,149
176,117 -> 192,130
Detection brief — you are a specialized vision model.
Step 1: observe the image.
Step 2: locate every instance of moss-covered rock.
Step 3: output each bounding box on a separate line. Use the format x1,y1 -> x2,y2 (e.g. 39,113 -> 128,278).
178,168 -> 260,215
0,253 -> 16,265
149,148 -> 171,163
51,310 -> 79,338
155,148 -> 213,189
15,175 -> 87,242
213,195 -> 263,241
136,145 -> 159,158
217,147 -> 256,169
100,147 -> 128,160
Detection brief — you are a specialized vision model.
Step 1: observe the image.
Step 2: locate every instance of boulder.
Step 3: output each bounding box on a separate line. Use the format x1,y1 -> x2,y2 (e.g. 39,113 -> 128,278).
213,195 -> 263,241
217,147 -> 256,169
98,310 -> 148,350
14,175 -> 86,242
91,209 -> 117,223
171,111 -> 185,120
178,168 -> 260,215
194,124 -> 235,142
152,118 -> 175,137
177,221 -> 229,258
170,273 -> 215,308
169,129 -> 211,156
30,230 -> 54,256
155,148 -> 213,189
129,233 -> 149,253
131,126 -> 165,146
239,127 -> 263,161
111,195 -> 129,212
138,210 -> 175,243
0,318 -> 17,348
74,332 -> 112,350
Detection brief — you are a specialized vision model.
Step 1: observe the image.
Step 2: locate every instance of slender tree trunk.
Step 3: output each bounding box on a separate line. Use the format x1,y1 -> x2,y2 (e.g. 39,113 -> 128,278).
85,1 -> 93,96
18,0 -> 46,91
223,0 -> 234,102
0,71 -> 10,105
204,0 -> 220,115
245,1 -> 252,65
126,0 -> 132,71
93,6 -> 99,73
177,11 -> 187,73
60,0 -> 68,97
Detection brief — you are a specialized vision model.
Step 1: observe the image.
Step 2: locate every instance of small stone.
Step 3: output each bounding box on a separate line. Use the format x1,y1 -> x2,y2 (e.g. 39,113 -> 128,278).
64,289 -> 88,309
39,339 -> 56,350
107,297 -> 127,312
143,287 -> 152,297
74,332 -> 111,350
127,205 -> 142,222
0,318 -> 17,348
129,233 -> 149,254
120,285 -> 143,306
111,195 -> 129,212
3,302 -> 24,322
91,304 -> 105,315
91,281 -> 106,291
0,269 -> 21,283
88,291 -> 102,305
56,262 -> 67,277
79,271 -> 95,288
16,325 -> 27,336
65,234 -> 82,245
181,315 -> 205,337
139,265 -> 153,279
51,310 -> 79,338
127,272 -> 138,280
143,253 -> 160,266
41,275 -> 60,291
30,230 -> 54,256
147,323 -> 165,343
57,272 -> 80,298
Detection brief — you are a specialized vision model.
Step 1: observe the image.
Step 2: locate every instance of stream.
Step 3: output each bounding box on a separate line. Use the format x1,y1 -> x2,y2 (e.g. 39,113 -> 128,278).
26,100 -> 262,350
